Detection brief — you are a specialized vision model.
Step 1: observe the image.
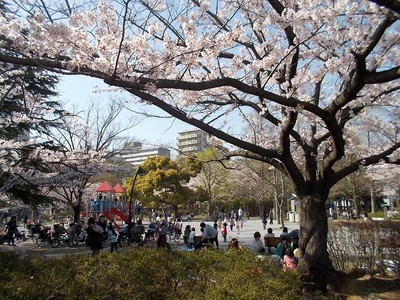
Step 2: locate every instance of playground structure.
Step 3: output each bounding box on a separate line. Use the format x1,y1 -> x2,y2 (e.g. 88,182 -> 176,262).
82,181 -> 130,228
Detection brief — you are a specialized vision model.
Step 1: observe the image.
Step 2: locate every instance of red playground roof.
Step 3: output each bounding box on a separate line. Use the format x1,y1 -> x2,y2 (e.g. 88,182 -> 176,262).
113,183 -> 125,193
96,181 -> 115,192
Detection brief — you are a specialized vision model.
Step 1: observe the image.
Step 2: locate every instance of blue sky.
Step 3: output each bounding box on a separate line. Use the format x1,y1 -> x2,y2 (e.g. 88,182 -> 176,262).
55,75 -> 191,149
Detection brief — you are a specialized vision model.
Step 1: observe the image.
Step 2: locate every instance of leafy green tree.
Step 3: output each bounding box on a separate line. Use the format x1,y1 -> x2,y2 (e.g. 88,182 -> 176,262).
125,156 -> 201,215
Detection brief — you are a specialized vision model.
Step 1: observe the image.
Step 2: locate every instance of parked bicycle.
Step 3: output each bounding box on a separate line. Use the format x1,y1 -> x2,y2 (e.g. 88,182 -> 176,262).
29,224 -> 60,248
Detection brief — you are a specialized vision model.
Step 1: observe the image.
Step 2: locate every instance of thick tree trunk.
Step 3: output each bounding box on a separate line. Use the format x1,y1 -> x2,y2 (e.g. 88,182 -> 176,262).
298,195 -> 337,291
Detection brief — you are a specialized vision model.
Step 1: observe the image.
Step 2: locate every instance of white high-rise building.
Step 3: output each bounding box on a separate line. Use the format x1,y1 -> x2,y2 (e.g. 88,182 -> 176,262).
115,142 -> 170,166
177,129 -> 208,154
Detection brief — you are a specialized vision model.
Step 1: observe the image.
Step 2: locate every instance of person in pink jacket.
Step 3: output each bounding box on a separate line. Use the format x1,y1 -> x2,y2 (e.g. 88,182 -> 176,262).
283,248 -> 297,271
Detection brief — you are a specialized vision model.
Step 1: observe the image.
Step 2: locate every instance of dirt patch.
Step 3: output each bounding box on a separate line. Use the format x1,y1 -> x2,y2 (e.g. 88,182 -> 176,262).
337,269 -> 400,299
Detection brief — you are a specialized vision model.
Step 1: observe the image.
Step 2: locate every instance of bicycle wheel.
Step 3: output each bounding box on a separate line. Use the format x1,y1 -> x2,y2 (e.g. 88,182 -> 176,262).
15,235 -> 23,244
173,233 -> 181,243
120,235 -> 128,248
50,237 -> 60,248
144,235 -> 155,248
36,237 -> 47,248
165,232 -> 172,242
68,236 -> 79,247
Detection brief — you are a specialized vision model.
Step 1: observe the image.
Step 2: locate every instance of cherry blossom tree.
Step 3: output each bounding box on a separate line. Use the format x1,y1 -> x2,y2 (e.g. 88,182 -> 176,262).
1,0 -> 399,290
46,100 -> 139,222
188,148 -> 230,214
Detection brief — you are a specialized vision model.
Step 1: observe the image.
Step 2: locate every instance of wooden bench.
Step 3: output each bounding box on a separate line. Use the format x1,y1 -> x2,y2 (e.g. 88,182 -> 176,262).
264,236 -> 291,253
194,236 -> 203,243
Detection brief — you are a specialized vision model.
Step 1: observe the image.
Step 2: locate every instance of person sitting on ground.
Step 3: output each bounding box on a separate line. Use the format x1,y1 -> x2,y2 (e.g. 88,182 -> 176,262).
251,231 -> 266,254
198,222 -> 219,248
264,227 -> 275,238
277,237 -> 291,260
283,248 -> 297,271
227,238 -> 243,250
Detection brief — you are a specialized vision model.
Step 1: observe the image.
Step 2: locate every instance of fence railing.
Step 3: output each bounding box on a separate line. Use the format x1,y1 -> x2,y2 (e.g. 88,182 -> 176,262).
328,220 -> 400,275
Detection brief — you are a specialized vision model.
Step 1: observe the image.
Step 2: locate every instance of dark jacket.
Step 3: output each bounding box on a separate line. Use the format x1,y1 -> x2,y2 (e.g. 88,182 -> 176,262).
86,225 -> 103,251
6,220 -> 17,234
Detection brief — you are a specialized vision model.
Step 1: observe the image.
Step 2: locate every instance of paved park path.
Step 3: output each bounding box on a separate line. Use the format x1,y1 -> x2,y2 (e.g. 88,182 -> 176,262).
0,218 -> 300,257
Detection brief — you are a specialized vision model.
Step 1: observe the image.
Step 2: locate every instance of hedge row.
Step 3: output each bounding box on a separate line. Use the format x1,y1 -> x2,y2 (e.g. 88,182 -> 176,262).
0,248 -> 302,300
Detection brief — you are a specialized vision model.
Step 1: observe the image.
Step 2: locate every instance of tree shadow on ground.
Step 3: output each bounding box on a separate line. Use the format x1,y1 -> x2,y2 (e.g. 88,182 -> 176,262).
337,269 -> 400,299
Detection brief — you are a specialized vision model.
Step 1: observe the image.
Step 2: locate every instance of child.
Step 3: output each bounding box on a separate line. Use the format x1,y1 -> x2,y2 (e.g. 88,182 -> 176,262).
187,227 -> 196,249
221,222 -> 228,242
283,248 -> 297,271
107,222 -> 119,253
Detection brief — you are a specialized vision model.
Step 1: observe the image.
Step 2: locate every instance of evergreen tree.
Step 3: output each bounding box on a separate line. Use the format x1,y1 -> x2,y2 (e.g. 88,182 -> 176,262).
0,58 -> 65,206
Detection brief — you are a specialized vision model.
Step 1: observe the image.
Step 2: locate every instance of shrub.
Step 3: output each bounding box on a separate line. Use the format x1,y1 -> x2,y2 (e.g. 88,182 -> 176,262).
0,248 -> 302,299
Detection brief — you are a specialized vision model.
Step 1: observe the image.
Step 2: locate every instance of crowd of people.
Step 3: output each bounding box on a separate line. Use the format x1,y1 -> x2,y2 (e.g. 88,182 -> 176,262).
76,210 -> 302,274
2,209 -> 302,272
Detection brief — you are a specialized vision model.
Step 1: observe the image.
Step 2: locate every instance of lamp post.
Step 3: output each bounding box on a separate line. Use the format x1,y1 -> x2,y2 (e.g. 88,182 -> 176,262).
127,166 -> 146,245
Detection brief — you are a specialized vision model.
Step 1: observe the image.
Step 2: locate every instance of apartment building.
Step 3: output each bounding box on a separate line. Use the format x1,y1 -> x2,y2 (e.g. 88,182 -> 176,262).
115,142 -> 170,166
177,129 -> 208,154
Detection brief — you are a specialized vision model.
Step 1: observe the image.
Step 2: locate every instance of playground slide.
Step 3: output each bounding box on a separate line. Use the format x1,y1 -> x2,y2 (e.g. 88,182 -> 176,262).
110,208 -> 128,223
102,211 -> 120,229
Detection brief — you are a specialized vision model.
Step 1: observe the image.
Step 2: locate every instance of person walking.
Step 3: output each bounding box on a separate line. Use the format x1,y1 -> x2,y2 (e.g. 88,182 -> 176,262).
86,217 -> 104,255
23,215 -> 28,228
221,222 -> 228,243
235,218 -> 240,234
229,218 -> 235,231
6,216 -> 18,246
269,209 -> 273,225
262,211 -> 268,230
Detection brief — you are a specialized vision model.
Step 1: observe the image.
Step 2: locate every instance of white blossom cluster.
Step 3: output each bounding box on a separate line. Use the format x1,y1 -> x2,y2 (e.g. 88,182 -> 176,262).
0,0 -> 398,186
